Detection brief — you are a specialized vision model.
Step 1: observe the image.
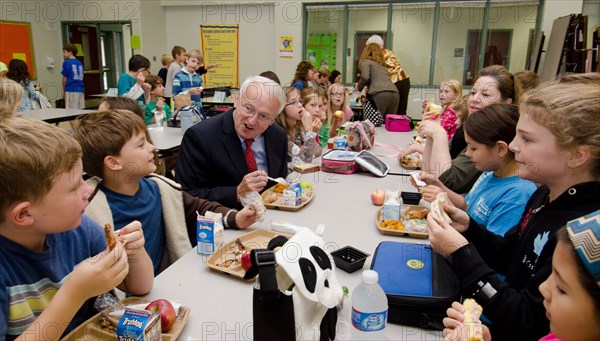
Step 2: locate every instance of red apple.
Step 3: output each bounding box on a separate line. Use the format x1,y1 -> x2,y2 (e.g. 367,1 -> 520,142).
145,299 -> 177,332
371,189 -> 385,206
240,251 -> 252,271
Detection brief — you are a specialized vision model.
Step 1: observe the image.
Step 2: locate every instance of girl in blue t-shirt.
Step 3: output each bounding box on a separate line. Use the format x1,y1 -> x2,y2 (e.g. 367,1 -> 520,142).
415,103 -> 536,235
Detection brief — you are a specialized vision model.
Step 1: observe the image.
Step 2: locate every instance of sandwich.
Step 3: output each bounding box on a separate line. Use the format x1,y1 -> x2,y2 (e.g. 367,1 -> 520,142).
430,192 -> 452,224
426,103 -> 443,116
463,298 -> 483,341
293,163 -> 320,174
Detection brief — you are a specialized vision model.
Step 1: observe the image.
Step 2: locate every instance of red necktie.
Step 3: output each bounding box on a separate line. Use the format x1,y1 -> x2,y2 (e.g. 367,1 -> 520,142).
245,139 -> 257,172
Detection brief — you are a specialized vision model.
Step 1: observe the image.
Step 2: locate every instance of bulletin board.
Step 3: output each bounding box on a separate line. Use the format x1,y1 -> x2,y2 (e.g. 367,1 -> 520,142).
306,33 -> 337,70
0,21 -> 36,78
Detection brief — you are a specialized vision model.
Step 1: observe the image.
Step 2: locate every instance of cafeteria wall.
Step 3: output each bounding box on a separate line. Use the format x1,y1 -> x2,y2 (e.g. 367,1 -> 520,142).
0,0 -> 168,101
163,2 -> 302,87
0,0 -> 585,103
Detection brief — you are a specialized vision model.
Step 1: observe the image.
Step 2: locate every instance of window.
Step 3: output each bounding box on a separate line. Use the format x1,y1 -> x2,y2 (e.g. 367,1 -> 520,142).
303,0 -> 541,87
305,5 -> 345,80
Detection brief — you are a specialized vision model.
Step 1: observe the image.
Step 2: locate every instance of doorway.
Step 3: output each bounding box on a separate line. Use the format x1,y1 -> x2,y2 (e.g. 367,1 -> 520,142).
62,21 -> 131,104
463,29 -> 512,85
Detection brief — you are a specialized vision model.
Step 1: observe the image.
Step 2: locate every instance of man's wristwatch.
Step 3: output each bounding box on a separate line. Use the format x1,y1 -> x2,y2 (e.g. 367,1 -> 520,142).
473,280 -> 497,303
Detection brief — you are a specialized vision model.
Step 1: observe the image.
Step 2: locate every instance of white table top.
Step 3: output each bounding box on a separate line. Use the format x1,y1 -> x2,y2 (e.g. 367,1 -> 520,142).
202,95 -> 236,105
18,108 -> 94,124
147,126 -> 183,153
146,128 -> 441,340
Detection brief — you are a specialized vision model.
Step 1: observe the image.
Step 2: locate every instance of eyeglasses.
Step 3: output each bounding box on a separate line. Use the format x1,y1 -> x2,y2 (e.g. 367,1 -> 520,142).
330,92 -> 344,97
285,99 -> 302,107
241,104 -> 273,123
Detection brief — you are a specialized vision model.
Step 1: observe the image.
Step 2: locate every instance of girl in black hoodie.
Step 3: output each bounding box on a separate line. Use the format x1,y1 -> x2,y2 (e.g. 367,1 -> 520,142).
426,73 -> 600,340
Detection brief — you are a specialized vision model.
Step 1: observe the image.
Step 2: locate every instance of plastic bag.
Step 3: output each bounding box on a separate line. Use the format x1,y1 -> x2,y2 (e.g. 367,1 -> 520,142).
240,191 -> 266,222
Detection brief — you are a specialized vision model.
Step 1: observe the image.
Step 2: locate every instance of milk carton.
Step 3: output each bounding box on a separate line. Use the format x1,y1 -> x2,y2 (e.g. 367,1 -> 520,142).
282,183 -> 302,207
196,211 -> 224,255
117,309 -> 161,340
382,191 -> 401,220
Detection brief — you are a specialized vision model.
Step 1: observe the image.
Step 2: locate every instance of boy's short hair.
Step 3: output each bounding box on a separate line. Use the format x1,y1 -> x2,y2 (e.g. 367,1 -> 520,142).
145,75 -> 163,91
100,97 -> 145,120
186,49 -> 203,63
73,110 -> 148,179
0,117 -> 81,222
128,54 -> 151,72
160,53 -> 173,66
259,71 -> 281,85
63,44 -> 78,56
171,45 -> 186,59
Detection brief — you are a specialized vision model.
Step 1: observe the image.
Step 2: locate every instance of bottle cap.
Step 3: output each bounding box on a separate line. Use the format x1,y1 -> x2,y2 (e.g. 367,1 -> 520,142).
362,270 -> 378,284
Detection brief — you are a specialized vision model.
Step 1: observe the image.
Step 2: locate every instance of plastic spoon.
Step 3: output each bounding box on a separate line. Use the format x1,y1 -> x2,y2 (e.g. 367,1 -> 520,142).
268,176 -> 289,186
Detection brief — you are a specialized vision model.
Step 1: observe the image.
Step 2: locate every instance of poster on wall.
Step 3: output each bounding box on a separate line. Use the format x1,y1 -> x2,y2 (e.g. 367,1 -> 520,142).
306,33 -> 336,70
200,24 -> 239,88
0,21 -> 36,78
279,36 -> 293,58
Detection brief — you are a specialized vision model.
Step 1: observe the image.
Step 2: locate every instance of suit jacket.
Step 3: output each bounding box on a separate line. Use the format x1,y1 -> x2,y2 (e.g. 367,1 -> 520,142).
176,108 -> 288,208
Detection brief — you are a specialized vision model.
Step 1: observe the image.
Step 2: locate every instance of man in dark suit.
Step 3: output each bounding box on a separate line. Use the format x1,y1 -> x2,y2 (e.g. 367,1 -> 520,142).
176,75 -> 287,209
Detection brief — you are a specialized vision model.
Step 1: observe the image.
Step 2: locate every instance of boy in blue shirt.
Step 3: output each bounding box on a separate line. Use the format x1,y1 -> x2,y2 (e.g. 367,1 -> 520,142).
61,44 -> 85,109
172,49 -> 204,108
74,110 -> 258,274
0,117 -> 153,340
118,54 -> 151,109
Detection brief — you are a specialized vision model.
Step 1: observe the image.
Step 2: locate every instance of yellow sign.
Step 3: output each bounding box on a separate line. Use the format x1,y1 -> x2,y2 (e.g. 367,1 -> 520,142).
131,35 -> 141,49
74,44 -> 84,57
406,259 -> 425,270
12,53 -> 26,62
279,36 -> 293,58
200,24 -> 239,88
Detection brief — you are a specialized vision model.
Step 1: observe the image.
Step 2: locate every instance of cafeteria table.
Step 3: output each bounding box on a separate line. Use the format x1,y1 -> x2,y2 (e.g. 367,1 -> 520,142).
145,128 -> 443,340
18,108 -> 93,124
148,126 -> 183,174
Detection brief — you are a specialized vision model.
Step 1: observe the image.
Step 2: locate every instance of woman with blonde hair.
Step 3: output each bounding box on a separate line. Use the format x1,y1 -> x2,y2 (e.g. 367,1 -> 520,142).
366,34 -> 411,115
355,43 -> 399,117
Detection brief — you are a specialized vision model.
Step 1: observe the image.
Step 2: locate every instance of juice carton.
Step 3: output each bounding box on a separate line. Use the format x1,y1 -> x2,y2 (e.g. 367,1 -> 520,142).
196,211 -> 223,255
382,191 -> 401,220
282,183 -> 302,207
117,309 -> 161,340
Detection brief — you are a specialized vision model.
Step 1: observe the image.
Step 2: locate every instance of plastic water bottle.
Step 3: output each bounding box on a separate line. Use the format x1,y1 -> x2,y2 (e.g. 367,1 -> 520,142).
154,110 -> 164,129
351,270 -> 388,340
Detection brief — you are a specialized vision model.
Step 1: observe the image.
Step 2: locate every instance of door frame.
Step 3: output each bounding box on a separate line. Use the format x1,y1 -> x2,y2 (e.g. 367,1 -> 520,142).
61,21 -> 133,95
463,29 -> 513,85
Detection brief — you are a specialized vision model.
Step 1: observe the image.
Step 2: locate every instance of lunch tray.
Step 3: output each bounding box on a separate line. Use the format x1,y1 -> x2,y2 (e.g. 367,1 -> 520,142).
206,229 -> 287,280
375,205 -> 429,239
260,184 -> 314,211
61,297 -> 190,341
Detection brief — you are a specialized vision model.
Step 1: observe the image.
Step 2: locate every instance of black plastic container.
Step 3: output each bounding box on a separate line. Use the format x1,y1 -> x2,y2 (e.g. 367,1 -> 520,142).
331,246 -> 370,273
401,191 -> 422,205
